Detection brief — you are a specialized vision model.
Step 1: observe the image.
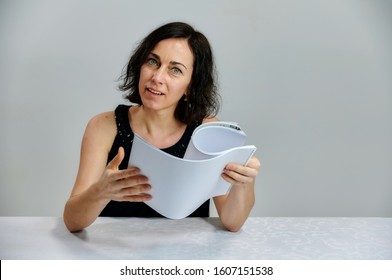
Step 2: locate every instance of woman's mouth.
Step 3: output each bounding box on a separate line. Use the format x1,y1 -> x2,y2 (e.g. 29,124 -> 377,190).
147,88 -> 164,95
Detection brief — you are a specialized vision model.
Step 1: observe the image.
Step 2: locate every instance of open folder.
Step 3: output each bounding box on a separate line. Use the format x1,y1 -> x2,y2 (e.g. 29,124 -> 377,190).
128,121 -> 257,219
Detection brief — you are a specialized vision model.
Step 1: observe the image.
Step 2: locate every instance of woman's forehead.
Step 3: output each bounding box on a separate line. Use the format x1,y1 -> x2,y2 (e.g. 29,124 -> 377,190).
151,38 -> 194,68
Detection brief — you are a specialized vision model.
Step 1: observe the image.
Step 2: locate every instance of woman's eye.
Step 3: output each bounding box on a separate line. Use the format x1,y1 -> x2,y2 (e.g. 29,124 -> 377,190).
147,58 -> 158,66
171,67 -> 182,75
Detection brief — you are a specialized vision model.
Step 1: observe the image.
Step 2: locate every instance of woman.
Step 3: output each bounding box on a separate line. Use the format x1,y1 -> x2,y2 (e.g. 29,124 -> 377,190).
63,22 -> 260,232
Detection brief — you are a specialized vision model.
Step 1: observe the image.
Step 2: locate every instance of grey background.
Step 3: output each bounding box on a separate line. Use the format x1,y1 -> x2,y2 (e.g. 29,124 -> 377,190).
1,0 -> 391,217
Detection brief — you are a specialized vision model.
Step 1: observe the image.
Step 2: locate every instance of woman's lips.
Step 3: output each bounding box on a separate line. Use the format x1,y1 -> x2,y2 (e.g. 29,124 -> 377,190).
147,88 -> 164,95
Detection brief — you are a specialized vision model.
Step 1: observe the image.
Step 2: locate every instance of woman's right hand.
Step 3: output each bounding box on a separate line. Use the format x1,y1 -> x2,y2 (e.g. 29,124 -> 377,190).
94,147 -> 152,202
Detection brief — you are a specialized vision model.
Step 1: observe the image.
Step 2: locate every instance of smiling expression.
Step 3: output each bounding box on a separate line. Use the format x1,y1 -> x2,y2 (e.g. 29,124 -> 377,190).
138,38 -> 194,113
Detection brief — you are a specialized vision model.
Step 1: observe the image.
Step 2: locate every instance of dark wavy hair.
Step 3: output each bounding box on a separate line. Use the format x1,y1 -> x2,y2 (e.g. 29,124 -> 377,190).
118,22 -> 220,124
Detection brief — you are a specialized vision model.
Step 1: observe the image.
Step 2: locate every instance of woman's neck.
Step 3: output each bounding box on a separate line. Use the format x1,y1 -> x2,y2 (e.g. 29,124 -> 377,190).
130,105 -> 186,148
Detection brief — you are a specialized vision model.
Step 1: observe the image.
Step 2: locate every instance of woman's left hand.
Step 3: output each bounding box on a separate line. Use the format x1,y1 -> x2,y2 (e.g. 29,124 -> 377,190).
221,156 -> 260,187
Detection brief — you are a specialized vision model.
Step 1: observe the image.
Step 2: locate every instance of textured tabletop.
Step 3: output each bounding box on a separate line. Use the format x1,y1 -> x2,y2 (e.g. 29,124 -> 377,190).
1,217 -> 391,259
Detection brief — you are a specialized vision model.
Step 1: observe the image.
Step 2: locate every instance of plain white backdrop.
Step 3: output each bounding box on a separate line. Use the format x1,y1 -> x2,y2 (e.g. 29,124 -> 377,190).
1,0 -> 391,217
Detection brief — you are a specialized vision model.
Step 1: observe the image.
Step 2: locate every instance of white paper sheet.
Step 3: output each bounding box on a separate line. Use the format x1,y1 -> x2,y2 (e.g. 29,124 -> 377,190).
128,122 -> 257,219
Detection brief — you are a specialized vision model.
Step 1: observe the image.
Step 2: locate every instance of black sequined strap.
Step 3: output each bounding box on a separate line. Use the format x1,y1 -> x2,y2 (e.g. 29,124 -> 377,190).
114,104 -> 134,151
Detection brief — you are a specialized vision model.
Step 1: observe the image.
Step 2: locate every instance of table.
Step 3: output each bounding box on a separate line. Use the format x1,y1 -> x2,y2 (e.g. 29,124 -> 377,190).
0,217 -> 391,259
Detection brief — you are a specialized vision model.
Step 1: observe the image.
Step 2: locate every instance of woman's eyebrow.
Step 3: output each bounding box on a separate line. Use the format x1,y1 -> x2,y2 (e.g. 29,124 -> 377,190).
171,61 -> 188,70
150,52 -> 188,70
150,53 -> 160,61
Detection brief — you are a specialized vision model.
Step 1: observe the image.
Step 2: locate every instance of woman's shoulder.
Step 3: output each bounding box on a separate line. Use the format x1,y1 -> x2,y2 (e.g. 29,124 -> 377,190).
83,111 -> 117,145
78,110 -> 118,156
202,115 -> 220,124
87,111 -> 116,130
86,104 -> 133,137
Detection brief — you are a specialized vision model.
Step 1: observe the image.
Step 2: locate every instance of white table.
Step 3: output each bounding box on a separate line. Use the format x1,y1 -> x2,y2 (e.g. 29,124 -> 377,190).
0,217 -> 391,259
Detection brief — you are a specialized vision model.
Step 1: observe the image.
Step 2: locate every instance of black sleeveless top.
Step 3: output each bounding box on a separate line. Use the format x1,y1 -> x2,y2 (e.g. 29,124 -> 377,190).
99,104 -> 210,217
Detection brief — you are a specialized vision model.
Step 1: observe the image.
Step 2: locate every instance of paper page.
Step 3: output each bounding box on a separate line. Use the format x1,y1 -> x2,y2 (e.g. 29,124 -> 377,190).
129,134 -> 256,219
183,121 -> 248,160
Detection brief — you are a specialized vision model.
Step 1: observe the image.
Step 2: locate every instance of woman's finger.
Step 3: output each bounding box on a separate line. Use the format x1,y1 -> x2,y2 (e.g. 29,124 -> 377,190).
106,147 -> 125,170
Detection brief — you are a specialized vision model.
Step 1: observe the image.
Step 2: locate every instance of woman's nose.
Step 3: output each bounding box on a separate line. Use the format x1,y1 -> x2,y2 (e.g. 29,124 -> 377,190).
151,68 -> 164,84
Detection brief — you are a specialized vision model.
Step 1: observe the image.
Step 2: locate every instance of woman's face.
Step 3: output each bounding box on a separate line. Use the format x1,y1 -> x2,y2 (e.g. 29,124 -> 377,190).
138,38 -> 194,114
